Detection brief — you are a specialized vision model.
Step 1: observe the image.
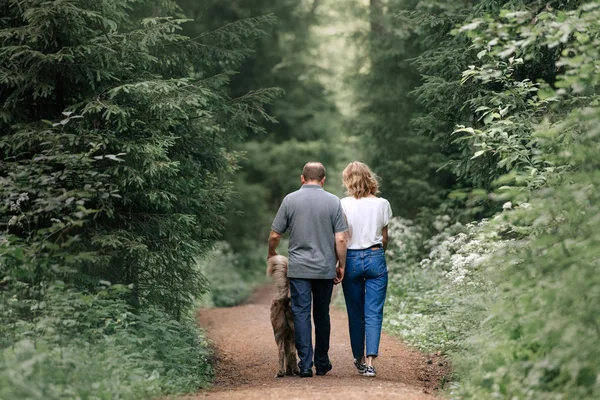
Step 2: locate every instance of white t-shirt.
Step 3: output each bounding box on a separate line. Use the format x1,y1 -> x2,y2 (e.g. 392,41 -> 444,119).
340,196 -> 393,250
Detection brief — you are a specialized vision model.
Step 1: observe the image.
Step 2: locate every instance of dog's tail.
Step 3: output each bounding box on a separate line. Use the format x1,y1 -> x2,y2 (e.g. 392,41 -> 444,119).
267,255 -> 289,300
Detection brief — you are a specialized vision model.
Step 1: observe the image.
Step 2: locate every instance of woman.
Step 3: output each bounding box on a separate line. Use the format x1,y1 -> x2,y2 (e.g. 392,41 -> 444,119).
340,161 -> 392,378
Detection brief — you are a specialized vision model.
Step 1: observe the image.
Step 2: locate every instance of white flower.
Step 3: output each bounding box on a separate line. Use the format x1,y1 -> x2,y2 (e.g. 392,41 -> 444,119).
503,201 -> 513,210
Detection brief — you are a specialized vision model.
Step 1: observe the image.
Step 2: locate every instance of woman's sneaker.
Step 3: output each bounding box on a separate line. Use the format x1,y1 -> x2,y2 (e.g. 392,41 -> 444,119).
354,359 -> 367,375
363,366 -> 376,377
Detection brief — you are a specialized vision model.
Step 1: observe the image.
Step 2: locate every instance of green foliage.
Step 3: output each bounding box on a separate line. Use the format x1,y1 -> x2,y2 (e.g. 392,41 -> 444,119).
450,4 -> 600,398
176,0 -> 346,296
1,0 -> 278,316
350,0 -> 451,218
195,242 -> 266,308
0,285 -> 213,399
371,0 -> 585,220
384,215 -> 510,352
379,1 -> 600,399
1,0 -> 277,397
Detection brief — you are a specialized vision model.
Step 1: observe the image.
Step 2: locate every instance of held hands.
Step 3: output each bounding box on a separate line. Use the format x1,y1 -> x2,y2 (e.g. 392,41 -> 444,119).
334,261 -> 345,285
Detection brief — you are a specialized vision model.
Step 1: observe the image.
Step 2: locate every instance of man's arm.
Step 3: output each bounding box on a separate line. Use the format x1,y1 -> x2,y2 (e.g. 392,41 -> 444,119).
382,225 -> 389,250
269,197 -> 288,260
334,231 -> 348,284
267,230 -> 282,260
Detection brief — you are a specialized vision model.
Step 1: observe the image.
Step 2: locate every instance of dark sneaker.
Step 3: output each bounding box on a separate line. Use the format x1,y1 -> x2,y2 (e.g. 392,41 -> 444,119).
363,365 -> 376,377
316,362 -> 332,376
299,369 -> 313,378
354,359 -> 367,375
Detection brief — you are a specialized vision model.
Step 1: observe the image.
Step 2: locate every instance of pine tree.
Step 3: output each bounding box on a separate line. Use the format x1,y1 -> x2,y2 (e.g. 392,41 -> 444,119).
178,0 -> 344,255
351,0 -> 451,219
0,0 -> 279,318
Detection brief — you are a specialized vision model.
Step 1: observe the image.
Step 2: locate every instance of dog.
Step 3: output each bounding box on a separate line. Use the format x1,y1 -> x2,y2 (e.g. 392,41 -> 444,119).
267,255 -> 300,378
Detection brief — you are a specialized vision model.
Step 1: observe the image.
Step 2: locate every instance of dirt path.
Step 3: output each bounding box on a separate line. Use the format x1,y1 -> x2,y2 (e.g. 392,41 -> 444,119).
183,285 -> 448,400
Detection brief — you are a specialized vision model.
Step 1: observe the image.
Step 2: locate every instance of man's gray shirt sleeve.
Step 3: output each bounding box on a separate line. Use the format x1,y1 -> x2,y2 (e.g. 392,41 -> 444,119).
271,198 -> 288,234
333,201 -> 348,233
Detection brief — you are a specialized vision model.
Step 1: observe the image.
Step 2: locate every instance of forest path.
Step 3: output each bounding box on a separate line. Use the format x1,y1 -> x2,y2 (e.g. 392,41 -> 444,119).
182,285 -> 447,400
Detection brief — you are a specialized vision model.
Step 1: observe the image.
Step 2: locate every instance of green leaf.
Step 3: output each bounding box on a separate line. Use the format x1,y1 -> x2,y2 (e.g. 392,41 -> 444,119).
471,150 -> 486,159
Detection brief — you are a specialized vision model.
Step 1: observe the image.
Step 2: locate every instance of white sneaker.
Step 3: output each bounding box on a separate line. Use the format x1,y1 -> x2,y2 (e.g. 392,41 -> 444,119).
363,365 -> 376,377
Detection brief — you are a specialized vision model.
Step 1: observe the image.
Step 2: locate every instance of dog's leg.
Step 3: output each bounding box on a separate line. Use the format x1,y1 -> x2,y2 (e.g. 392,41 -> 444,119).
287,339 -> 300,375
285,337 -> 293,376
286,305 -> 300,375
276,340 -> 286,378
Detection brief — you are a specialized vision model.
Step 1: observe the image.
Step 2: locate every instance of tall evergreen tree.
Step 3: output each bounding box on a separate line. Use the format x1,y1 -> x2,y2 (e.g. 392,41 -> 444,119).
0,0 -> 278,318
177,0 -> 344,254
351,0 -> 451,219
1,1 -> 281,397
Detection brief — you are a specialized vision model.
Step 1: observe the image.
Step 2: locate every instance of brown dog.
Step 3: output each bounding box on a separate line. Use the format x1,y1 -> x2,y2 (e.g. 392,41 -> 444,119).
267,255 -> 300,377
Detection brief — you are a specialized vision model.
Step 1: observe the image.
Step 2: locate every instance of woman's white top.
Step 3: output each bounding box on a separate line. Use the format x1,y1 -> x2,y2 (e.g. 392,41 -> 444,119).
340,196 -> 393,250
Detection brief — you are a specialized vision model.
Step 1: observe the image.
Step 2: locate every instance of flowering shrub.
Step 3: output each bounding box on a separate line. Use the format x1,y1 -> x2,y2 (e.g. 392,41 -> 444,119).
385,217 -> 424,265
375,1 -> 600,399
384,213 -> 517,352
384,216 -> 457,351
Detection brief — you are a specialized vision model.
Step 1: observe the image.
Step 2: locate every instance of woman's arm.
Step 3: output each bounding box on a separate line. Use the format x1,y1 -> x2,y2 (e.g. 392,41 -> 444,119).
382,225 -> 388,250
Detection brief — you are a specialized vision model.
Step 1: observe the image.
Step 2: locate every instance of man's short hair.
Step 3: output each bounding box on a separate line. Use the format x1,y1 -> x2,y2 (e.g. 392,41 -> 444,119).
302,162 -> 326,182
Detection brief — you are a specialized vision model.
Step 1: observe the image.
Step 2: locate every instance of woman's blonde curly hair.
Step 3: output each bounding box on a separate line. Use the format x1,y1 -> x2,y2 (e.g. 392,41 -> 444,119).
342,161 -> 380,199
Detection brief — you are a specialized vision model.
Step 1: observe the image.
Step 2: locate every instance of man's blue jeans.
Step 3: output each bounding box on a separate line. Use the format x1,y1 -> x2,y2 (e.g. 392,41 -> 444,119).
289,278 -> 334,371
342,247 -> 388,359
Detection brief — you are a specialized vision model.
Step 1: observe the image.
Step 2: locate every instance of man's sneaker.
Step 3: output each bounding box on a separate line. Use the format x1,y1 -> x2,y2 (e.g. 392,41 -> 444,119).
354,359 -> 367,375
363,365 -> 376,377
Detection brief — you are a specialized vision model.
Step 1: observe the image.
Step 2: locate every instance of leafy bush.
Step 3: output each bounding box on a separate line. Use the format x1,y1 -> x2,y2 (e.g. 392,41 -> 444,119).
196,243 -> 253,308
382,2 -> 600,399
384,215 -> 510,352
196,242 -> 269,308
450,5 -> 600,398
0,0 -> 277,397
0,284 -> 213,399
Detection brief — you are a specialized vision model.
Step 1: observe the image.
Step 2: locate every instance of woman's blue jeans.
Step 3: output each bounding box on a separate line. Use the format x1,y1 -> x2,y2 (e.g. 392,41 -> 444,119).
342,247 -> 388,359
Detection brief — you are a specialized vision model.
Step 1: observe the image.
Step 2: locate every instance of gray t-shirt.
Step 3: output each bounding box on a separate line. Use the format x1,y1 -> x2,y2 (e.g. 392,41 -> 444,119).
271,184 -> 348,279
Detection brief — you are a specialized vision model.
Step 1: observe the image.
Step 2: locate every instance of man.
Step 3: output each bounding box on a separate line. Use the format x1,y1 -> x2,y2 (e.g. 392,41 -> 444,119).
268,162 -> 348,378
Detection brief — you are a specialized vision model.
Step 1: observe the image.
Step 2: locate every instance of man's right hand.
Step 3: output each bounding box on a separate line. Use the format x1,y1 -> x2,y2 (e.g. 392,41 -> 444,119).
334,231 -> 347,285
268,230 -> 282,261
334,265 -> 344,285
